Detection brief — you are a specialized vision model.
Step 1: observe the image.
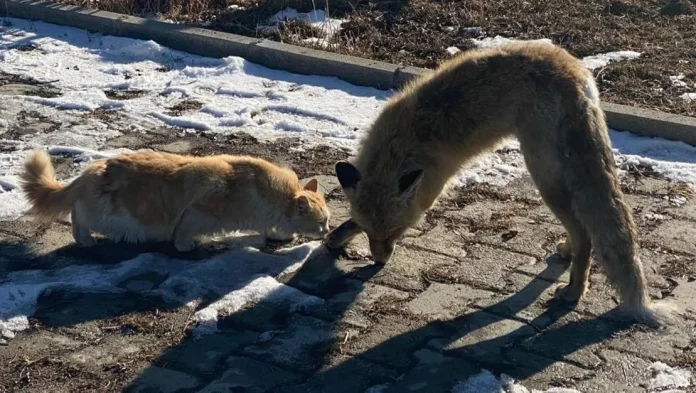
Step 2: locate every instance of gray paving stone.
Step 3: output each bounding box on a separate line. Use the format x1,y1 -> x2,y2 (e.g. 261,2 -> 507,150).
428,311 -> 536,363
466,216 -> 566,259
606,323 -> 694,364
241,314 -> 332,372
126,366 -> 201,393
371,247 -> 457,292
307,279 -> 410,325
648,220 -> 696,255
402,224 -> 468,259
407,283 -> 494,320
197,356 -> 302,393
420,243 -> 537,293
158,329 -> 258,377
67,336 -> 152,369
518,313 -> 617,369
383,349 -> 477,393
572,349 -> 652,393
275,355 -> 398,393
514,254 -> 571,284
339,314 -> 450,371
505,349 -> 592,390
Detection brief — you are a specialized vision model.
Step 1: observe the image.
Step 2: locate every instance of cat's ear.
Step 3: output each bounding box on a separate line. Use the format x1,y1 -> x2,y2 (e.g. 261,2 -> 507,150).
335,161 -> 360,199
296,195 -> 311,214
303,178 -> 318,193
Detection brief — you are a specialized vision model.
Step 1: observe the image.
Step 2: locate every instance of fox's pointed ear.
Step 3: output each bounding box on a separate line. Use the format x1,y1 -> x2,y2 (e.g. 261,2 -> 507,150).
335,161 -> 360,189
398,169 -> 424,196
303,178 -> 318,192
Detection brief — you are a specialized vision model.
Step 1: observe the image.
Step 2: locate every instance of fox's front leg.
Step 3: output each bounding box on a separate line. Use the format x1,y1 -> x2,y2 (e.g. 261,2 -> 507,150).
172,209 -> 201,252
324,219 -> 362,249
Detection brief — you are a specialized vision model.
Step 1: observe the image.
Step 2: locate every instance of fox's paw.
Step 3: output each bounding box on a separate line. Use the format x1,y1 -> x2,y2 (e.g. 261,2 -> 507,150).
556,241 -> 572,260
174,239 -> 196,252
76,235 -> 96,247
553,283 -> 585,304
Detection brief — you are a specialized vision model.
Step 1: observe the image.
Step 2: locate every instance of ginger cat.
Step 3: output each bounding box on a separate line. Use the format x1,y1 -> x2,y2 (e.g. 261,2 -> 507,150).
21,150 -> 330,251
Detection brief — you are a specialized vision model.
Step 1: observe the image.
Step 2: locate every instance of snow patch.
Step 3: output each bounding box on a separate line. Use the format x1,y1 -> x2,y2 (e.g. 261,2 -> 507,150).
452,370 -> 581,393
580,51 -> 641,70
260,8 -> 344,43
446,46 -> 462,56
0,240 -> 326,339
648,362 -> 692,391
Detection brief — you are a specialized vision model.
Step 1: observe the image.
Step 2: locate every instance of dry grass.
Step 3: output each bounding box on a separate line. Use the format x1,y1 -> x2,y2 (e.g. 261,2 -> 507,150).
53,0 -> 696,117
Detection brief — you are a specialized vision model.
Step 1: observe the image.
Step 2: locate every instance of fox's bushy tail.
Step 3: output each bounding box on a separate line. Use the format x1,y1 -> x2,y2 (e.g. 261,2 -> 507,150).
21,151 -> 79,220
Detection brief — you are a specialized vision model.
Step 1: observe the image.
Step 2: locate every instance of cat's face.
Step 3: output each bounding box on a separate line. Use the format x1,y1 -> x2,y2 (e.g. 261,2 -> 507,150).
294,179 -> 330,240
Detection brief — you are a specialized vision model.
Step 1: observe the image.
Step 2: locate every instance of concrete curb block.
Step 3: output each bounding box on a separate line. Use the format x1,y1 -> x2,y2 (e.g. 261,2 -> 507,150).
4,0 -> 696,146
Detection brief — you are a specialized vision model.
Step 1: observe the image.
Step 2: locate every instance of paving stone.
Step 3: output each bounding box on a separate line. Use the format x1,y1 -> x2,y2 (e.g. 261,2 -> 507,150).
473,274 -> 563,329
125,366 -> 201,393
371,247 -> 457,292
422,243 -> 537,292
648,220 -> 696,255
572,349 -> 653,393
606,322 -> 695,364
339,314 -> 450,371
428,311 -> 536,363
505,349 -> 592,390
514,254 -> 571,283
407,283 -> 494,320
518,312 -> 618,369
669,278 -> 696,316
467,216 -> 566,260
402,225 -> 468,259
383,349 -> 478,393
158,329 -> 257,377
67,336 -> 151,369
197,356 -> 302,393
241,314 -> 332,372
154,140 -> 196,153
308,279 -> 410,326
0,331 -> 84,361
663,198 -> 696,221
218,300 -> 295,332
276,355 -> 398,393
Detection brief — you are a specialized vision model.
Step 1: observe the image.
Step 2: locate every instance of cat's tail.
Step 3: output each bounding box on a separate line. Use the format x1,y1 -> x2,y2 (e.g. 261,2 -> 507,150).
21,151 -> 80,220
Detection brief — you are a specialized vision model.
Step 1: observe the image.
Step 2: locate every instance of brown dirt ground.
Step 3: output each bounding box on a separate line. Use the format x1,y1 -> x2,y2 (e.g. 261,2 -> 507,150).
53,0 -> 696,117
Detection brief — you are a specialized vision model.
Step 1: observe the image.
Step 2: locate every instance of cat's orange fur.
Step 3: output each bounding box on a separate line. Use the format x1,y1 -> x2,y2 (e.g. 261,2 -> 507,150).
21,150 -> 330,251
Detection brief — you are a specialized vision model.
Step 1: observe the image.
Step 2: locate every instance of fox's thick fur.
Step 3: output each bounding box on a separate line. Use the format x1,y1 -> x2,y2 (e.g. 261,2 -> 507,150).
328,42 -> 668,327
21,150 -> 330,251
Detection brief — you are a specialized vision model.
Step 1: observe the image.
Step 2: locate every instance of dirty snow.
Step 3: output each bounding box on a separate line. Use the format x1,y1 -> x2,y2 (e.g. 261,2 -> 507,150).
0,239 -> 325,339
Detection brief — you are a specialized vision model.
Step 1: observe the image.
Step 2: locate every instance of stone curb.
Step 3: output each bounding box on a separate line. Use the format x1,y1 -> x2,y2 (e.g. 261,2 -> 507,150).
4,0 -> 696,146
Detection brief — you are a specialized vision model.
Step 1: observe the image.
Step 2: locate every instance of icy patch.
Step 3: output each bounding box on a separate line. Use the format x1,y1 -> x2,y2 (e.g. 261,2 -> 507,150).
446,46 -> 462,56
0,240 -> 325,339
452,370 -> 581,393
648,362 -> 692,391
580,51 -> 641,70
365,383 -> 391,393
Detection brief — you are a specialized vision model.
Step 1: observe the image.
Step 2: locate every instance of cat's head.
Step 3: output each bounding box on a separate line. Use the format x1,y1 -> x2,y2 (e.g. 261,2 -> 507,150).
293,178 -> 330,239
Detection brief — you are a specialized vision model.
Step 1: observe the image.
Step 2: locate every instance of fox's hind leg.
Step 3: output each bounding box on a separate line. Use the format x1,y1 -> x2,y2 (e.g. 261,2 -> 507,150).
71,202 -> 95,247
517,127 -> 592,303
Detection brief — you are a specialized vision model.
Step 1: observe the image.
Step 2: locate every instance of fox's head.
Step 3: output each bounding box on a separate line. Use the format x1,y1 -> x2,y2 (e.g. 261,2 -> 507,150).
334,161 -> 426,264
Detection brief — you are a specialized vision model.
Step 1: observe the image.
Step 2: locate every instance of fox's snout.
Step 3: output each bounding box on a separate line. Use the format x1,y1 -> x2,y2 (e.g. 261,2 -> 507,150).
369,237 -> 395,264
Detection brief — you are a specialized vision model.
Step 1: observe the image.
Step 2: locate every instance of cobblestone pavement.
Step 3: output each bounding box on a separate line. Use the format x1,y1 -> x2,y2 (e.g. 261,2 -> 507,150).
1,80 -> 696,393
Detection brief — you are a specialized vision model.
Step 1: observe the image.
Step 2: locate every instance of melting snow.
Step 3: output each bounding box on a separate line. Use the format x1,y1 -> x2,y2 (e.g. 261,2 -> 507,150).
451,370 -> 581,393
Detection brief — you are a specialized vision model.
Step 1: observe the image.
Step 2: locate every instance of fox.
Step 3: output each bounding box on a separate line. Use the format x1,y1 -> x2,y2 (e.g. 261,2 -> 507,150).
21,150 -> 330,251
325,41 -> 670,327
